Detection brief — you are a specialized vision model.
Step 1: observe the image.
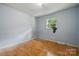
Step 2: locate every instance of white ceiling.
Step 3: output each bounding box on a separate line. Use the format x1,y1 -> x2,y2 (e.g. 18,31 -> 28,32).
4,3 -> 78,16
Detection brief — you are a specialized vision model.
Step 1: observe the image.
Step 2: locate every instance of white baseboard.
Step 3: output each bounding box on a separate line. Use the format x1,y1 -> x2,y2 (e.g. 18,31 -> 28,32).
36,38 -> 79,48
0,38 -> 32,50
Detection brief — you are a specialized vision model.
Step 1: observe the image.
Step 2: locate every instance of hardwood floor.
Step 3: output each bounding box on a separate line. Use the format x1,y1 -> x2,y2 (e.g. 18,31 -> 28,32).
0,39 -> 79,56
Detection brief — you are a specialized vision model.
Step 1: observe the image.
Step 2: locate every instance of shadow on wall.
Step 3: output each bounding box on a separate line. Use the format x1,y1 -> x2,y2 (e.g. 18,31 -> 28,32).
0,29 -> 32,49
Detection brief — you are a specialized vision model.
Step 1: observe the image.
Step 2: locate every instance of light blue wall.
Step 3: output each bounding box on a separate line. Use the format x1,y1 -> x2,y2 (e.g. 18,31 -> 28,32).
35,7 -> 78,46
0,4 -> 35,49
77,6 -> 79,44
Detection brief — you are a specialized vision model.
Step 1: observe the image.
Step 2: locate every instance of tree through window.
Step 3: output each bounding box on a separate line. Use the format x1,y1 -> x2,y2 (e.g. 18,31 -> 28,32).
47,17 -> 57,33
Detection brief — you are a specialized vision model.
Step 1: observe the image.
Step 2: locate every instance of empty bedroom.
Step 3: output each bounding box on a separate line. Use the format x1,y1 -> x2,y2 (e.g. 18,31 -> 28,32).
0,3 -> 79,56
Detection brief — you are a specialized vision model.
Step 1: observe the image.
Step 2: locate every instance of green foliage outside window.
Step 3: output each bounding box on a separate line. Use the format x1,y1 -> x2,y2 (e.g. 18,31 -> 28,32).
48,17 -> 57,29
48,17 -> 57,33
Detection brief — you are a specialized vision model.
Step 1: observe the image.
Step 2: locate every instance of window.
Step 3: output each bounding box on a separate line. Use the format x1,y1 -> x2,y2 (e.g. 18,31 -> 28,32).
47,17 -> 57,33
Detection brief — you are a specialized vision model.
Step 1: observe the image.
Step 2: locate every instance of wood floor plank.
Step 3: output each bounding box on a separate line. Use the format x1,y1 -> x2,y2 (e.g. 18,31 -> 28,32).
0,39 -> 78,56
